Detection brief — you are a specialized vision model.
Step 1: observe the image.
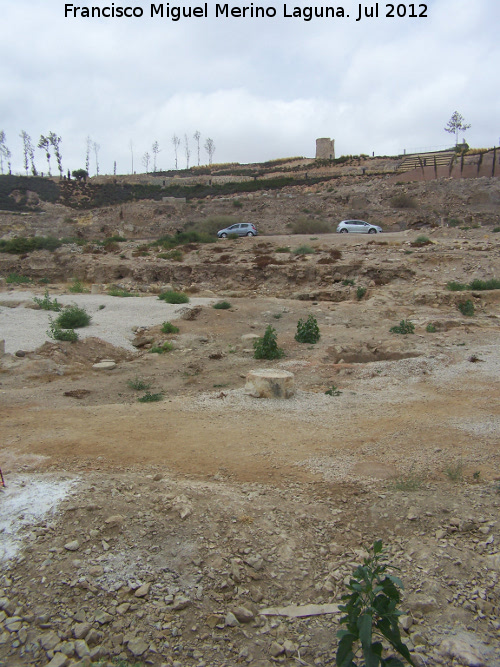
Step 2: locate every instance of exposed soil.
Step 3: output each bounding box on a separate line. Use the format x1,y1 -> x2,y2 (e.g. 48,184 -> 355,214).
0,222 -> 500,667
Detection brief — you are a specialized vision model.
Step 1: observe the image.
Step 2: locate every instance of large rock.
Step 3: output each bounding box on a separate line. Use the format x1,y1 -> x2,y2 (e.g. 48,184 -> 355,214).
245,369 -> 295,399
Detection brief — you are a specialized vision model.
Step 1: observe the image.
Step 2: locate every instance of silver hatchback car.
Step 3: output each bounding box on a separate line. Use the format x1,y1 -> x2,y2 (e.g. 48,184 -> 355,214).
336,220 -> 382,234
217,223 -> 258,238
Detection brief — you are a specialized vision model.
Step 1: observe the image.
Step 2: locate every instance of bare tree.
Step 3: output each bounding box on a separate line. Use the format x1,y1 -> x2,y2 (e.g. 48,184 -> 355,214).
444,111 -> 471,146
48,132 -> 63,179
93,141 -> 101,176
85,136 -> 92,174
38,135 -> 52,176
0,131 -> 11,174
193,130 -> 201,166
152,141 -> 160,172
204,137 -> 215,165
142,151 -> 151,173
172,134 -> 181,169
184,134 -> 190,169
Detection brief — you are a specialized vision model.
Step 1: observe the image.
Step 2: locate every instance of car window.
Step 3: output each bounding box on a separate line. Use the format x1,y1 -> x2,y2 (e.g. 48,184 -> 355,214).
241,224 -> 249,228
229,225 -> 239,230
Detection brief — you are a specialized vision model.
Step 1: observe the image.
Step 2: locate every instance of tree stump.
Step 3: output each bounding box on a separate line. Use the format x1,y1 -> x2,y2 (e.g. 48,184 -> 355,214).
245,369 -> 295,399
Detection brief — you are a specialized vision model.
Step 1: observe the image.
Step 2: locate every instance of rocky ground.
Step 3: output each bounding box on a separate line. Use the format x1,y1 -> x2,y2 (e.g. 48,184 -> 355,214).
0,221 -> 500,667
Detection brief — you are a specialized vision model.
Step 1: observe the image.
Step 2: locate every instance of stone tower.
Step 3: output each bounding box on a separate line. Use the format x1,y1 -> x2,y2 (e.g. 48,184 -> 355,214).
316,138 -> 335,160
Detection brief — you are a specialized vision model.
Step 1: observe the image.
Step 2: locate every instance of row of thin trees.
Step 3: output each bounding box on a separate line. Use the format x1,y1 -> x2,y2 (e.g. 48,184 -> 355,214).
0,130 -> 216,177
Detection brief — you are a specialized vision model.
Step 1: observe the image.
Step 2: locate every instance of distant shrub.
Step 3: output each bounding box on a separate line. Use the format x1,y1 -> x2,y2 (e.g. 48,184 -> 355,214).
107,287 -> 136,297
411,235 -> 431,247
356,286 -> 367,300
127,377 -> 151,391
68,278 -> 88,293
232,199 -> 243,208
325,384 -> 342,397
55,305 -> 92,329
426,323 -> 437,333
293,245 -> 316,255
295,315 -> 320,344
390,320 -> 415,334
138,392 -> 163,403
291,217 -> 332,234
33,290 -> 62,311
390,193 -> 417,209
275,247 -> 291,253
253,325 -> 284,360
447,278 -> 500,291
158,290 -> 189,304
161,321 -> 179,334
343,279 -> 355,286
448,218 -> 461,227
458,299 -> 475,317
48,319 -> 78,342
158,249 -> 183,261
213,301 -> 231,310
492,227 -> 500,233
150,341 -> 174,354
0,236 -> 62,254
6,273 -> 32,284
446,281 -> 467,291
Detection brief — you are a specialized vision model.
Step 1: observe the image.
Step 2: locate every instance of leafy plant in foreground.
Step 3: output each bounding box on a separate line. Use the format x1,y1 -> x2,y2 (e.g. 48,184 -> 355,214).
47,319 -> 79,342
55,305 -> 92,329
295,315 -> 320,344
253,325 -> 284,360
336,540 -> 415,667
161,321 -> 180,334
33,290 -> 62,311
325,384 -> 342,397
158,290 -> 189,304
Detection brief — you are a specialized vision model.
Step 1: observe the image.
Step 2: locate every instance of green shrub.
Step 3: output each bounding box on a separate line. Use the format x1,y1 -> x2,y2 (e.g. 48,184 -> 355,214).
138,392 -> 163,403
446,280 -> 467,291
468,278 -> 500,291
293,245 -> 315,255
127,377 -> 151,391
55,305 -> 92,329
458,299 -> 475,316
390,320 -> 415,334
448,218 -> 461,227
68,278 -> 88,293
233,199 -> 243,208
48,319 -> 79,342
291,217 -> 332,234
253,325 -> 284,360
161,321 -> 180,334
150,341 -> 174,354
158,249 -> 183,261
158,290 -> 189,304
33,290 -> 62,311
336,540 -> 415,667
343,279 -> 355,286
390,193 -> 417,209
275,246 -> 291,253
295,315 -> 320,344
356,286 -> 367,300
426,323 -> 437,333
492,227 -> 500,233
213,301 -> 231,310
107,287 -> 136,297
411,235 -> 431,247
325,385 -> 342,397
0,236 -> 62,254
5,273 -> 32,284
444,460 -> 464,482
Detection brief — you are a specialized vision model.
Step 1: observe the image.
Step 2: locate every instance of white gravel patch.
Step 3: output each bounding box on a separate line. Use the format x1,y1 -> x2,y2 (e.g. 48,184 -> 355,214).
0,474 -> 79,562
0,291 -> 216,353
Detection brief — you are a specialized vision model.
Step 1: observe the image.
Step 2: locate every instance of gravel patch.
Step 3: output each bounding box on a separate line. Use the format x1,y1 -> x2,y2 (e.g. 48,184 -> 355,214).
0,291 -> 216,353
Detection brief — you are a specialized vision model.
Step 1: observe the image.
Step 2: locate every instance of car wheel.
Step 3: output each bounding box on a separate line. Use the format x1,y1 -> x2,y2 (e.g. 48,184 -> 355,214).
340,229 -> 348,233
368,228 -> 377,234
220,233 -> 228,238
246,232 -> 255,237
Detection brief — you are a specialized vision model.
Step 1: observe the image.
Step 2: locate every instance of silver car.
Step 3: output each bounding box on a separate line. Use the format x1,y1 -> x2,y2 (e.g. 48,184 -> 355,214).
217,223 -> 258,238
336,220 -> 382,234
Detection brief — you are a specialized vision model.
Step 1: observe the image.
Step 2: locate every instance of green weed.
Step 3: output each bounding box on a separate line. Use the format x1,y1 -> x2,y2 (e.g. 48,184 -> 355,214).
293,245 -> 316,255
325,385 -> 342,397
158,290 -> 189,304
6,273 -> 32,284
426,323 -> 437,333
127,378 -> 151,391
337,540 -> 415,667
444,460 -> 464,483
150,341 -> 174,354
390,320 -> 415,335
48,319 -> 79,342
213,301 -> 232,310
458,300 -> 475,316
138,392 -> 163,403
356,286 -> 367,300
411,235 -> 431,247
55,305 -> 92,329
253,325 -> 284,360
295,315 -> 320,344
343,279 -> 355,286
68,278 -> 88,293
161,321 -> 180,334
108,287 -> 136,297
33,290 -> 62,311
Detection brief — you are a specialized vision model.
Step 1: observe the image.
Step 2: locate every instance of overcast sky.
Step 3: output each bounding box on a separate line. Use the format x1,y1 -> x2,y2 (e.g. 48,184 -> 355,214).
1,0 -> 499,175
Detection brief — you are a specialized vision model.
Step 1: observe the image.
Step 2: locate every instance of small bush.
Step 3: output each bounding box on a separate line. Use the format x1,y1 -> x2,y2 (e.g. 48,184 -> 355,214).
342,279 -> 355,286
390,193 -> 417,209
390,320 -> 415,334
55,305 -> 92,329
445,460 -> 464,482
295,315 -> 320,344
108,287 -> 136,297
446,280 -> 467,291
468,278 -> 500,291
448,218 -> 461,227
458,299 -> 475,316
138,392 -> 163,403
213,301 -> 232,310
356,286 -> 367,300
150,341 -> 174,354
411,235 -> 431,247
253,325 -> 284,360
293,245 -> 315,255
426,323 -> 437,333
48,319 -> 78,342
492,227 -> 500,233
158,290 -> 189,304
6,273 -> 32,284
291,217 -> 332,234
158,249 -> 183,261
233,199 -> 243,208
33,290 -> 62,311
325,385 -> 342,396
127,378 -> 151,391
275,246 -> 291,253
0,236 -> 62,254
68,278 -> 88,293
161,321 -> 180,334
